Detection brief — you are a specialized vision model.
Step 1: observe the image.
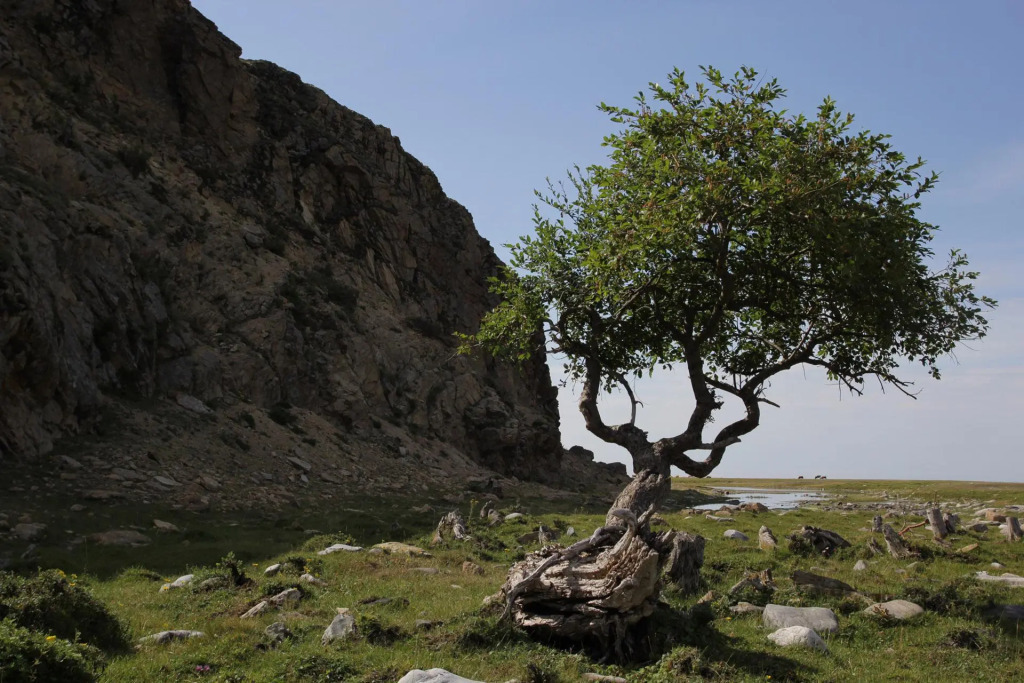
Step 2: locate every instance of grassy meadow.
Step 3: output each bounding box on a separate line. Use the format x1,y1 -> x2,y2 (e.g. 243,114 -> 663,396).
3,478 -> 1023,682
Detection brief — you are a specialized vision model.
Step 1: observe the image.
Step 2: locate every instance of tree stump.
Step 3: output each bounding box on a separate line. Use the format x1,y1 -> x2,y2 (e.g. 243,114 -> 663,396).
942,512 -> 959,534
432,511 -> 469,544
882,523 -> 918,559
866,538 -> 884,556
787,526 -> 851,557
479,501 -> 494,519
1003,517 -> 1023,542
871,515 -> 883,533
500,510 -> 664,662
653,529 -> 705,594
926,508 -> 948,540
758,525 -> 778,550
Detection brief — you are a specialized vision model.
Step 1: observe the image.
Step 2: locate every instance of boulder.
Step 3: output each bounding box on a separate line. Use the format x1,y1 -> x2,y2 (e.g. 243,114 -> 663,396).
730,602 -> 765,615
12,523 -> 46,542
318,543 -> 363,555
322,609 -> 356,645
139,630 -> 205,644
864,600 -> 924,620
767,625 -> 828,651
374,542 -> 431,557
724,529 -> 749,541
89,529 -> 151,546
762,604 -> 839,634
160,574 -> 194,591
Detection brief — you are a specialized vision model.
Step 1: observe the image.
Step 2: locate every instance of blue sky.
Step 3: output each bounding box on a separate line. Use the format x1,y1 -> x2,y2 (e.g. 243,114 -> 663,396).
192,1 -> 1023,481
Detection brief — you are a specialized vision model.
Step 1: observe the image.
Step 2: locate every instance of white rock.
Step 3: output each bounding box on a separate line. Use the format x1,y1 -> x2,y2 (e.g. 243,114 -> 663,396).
853,560 -> 868,571
322,608 -> 356,645
397,669 -> 485,683
767,625 -> 828,651
176,394 -> 212,414
504,513 -> 525,521
152,519 -> 180,533
864,600 -> 924,620
724,529 -> 749,541
139,630 -> 205,644
160,574 -> 194,591
762,604 -> 839,633
264,563 -> 282,576
975,571 -> 1024,587
300,573 -> 326,586
241,601 -> 270,619
318,543 -> 363,555
268,588 -> 302,606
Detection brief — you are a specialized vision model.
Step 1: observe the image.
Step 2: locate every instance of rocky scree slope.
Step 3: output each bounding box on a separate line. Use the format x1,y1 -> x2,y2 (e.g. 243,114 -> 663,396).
0,0 -> 622,509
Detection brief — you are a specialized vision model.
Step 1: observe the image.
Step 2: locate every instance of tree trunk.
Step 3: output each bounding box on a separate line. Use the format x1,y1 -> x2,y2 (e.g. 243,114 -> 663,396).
882,523 -> 918,559
499,464 -> 704,662
1003,517 -> 1023,542
926,508 -> 948,540
432,511 -> 469,544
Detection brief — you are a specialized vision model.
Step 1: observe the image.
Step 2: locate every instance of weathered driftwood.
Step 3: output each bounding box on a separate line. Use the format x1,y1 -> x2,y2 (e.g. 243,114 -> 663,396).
787,526 -> 851,557
898,521 -> 927,536
926,508 -> 948,540
728,568 -> 775,598
758,525 -> 778,551
871,515 -> 883,533
791,570 -> 856,595
432,511 -> 469,544
1003,517 -> 1023,542
487,508 -> 503,526
943,512 -> 960,534
479,500 -> 494,519
883,523 -> 919,559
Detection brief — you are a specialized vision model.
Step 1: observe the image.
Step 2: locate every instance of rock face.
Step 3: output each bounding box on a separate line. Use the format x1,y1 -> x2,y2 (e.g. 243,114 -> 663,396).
0,1 -> 573,498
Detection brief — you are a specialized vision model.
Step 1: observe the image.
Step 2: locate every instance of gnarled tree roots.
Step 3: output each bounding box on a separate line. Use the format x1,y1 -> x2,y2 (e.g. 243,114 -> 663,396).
498,508 -> 704,662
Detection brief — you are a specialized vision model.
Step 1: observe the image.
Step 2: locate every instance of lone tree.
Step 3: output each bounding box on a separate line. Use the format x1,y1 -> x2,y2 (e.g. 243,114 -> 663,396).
460,67 -> 994,658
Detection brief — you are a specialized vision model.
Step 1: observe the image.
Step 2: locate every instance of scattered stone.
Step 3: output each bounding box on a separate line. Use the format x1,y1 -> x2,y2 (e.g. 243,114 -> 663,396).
287,457 -> 312,472
152,519 -> 180,533
582,675 -> 627,683
767,625 -> 828,651
153,475 -> 180,487
89,529 -> 151,546
985,510 -> 1007,523
730,602 -> 765,615
197,577 -> 226,591
59,455 -> 83,469
958,543 -> 979,554
197,475 -> 222,491
265,621 -> 292,646
792,570 -> 856,595
397,669 -> 483,683
139,630 -> 205,645
268,588 -> 302,606
992,562 -> 1006,569
504,513 -> 525,521
160,574 -> 194,591
741,502 -> 770,513
12,523 -> 47,542
985,604 -> 1024,626
411,567 -> 440,575
853,560 -> 868,571
367,547 -> 385,555
724,529 -> 748,541
461,561 -> 484,576
83,489 -> 126,501
264,563 -> 282,576
176,394 -> 212,414
415,619 -> 435,630
762,604 -> 839,634
69,504 -> 86,512
975,571 -> 1024,587
865,600 -> 924,620
968,522 -> 990,532
697,590 -> 718,604
318,543 -> 363,555
241,601 -> 270,619
300,573 -> 326,586
565,526 -> 576,537
322,608 -> 356,645
758,525 -> 777,550
374,542 -> 431,557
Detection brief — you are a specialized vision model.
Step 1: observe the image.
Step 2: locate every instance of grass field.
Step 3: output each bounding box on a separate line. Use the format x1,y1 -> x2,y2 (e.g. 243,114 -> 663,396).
3,479 -> 1023,682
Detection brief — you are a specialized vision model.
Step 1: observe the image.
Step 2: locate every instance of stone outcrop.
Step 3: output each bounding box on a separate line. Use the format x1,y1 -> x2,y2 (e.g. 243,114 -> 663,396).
0,0 -> 577,502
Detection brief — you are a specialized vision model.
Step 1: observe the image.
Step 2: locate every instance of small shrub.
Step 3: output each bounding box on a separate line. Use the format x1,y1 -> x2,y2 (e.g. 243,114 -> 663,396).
0,618 -> 99,683
356,616 -> 406,646
0,570 -> 129,653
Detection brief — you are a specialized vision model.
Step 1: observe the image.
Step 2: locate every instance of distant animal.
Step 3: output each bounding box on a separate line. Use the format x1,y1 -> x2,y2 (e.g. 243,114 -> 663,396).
814,475 -> 822,479
797,475 -> 804,479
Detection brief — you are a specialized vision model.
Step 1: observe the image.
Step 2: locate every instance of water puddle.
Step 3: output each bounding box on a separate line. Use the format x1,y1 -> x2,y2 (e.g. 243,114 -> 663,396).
694,487 -> 830,510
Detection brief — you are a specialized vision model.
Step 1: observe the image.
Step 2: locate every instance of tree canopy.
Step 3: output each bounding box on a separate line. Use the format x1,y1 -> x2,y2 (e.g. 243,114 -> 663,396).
461,66 -> 994,479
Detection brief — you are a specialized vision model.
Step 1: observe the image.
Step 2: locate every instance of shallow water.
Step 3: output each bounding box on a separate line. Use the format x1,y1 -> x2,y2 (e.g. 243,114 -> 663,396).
694,487 -> 830,510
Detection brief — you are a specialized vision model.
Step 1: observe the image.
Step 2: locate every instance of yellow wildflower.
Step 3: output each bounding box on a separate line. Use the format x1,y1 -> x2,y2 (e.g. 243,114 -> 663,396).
46,635 -> 56,642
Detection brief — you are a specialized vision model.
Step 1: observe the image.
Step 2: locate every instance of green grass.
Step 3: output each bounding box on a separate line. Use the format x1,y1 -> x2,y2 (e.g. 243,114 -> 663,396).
5,480 -> 1024,681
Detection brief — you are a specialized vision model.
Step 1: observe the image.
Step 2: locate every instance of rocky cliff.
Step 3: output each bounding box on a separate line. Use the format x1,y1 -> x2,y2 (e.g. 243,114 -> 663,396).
0,0 -> 624,509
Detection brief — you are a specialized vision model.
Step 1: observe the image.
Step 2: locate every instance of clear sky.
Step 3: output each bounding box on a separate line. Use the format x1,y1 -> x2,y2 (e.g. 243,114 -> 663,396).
192,1 -> 1023,482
